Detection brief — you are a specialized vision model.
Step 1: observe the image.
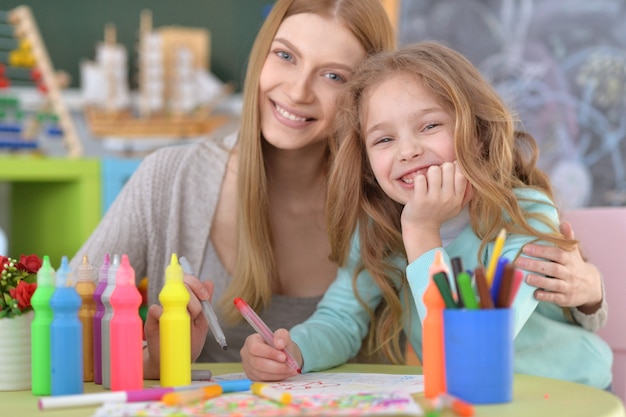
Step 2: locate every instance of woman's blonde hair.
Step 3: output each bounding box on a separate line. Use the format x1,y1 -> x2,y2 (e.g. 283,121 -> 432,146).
327,41 -> 574,364
219,0 -> 396,323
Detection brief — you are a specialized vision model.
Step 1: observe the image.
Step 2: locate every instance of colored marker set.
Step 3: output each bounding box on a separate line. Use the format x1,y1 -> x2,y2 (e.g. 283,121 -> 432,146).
31,255 -> 85,396
38,378 -> 253,410
423,229 -> 516,405
104,254 -> 144,391
30,253 -> 144,397
433,230 -> 522,311
159,254 -> 192,387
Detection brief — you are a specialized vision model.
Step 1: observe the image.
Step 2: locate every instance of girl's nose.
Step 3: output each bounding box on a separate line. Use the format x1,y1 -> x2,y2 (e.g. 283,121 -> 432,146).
398,137 -> 422,161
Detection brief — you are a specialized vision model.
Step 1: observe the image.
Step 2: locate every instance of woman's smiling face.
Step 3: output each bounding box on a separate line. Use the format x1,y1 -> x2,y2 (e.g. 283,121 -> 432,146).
258,13 -> 366,151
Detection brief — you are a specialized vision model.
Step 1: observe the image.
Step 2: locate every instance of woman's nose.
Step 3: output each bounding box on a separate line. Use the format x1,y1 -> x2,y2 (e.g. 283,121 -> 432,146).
285,71 -> 314,103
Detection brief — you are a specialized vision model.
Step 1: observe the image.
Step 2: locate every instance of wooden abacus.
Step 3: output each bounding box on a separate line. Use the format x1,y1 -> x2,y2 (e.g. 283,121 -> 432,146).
1,5 -> 82,157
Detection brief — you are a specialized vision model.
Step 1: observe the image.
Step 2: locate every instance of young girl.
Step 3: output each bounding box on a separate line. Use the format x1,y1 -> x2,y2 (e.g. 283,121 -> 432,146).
240,41 -> 613,390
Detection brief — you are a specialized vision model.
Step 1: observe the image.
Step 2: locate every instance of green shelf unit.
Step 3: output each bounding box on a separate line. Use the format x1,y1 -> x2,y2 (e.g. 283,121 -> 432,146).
0,156 -> 101,266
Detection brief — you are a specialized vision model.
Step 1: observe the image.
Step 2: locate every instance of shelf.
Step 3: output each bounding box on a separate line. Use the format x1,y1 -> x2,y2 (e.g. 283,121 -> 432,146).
0,155 -> 100,266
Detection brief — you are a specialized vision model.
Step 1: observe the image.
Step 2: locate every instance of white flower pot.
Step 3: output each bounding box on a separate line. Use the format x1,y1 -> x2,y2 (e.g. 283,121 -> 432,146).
0,311 -> 33,391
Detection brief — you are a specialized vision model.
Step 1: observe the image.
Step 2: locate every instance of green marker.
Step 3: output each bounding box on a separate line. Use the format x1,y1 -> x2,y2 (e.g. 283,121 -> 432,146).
457,272 -> 479,309
31,255 -> 56,395
433,272 -> 458,309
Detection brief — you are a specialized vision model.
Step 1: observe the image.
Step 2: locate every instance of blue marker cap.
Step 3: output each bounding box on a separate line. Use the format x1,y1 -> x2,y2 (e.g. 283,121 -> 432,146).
217,378 -> 253,393
55,256 -> 75,287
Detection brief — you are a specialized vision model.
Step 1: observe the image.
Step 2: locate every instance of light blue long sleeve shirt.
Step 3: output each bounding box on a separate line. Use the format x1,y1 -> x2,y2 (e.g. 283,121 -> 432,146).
291,188 -> 613,389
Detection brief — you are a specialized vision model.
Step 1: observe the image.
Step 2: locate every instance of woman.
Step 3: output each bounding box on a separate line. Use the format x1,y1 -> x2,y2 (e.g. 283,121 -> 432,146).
70,0 -> 395,379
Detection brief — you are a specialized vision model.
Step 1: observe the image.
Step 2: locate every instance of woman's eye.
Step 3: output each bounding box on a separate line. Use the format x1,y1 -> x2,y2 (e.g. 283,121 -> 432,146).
325,72 -> 347,83
276,50 -> 292,61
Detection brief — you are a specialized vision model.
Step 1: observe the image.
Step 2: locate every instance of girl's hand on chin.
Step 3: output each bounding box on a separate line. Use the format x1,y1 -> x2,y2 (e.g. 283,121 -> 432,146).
403,161 -> 468,229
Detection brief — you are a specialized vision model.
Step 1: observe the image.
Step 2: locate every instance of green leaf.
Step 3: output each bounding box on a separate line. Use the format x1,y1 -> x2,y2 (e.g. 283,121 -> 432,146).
23,274 -> 37,284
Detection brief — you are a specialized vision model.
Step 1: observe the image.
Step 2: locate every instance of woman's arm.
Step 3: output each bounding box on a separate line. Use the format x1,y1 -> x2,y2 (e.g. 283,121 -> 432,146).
514,221 -> 607,331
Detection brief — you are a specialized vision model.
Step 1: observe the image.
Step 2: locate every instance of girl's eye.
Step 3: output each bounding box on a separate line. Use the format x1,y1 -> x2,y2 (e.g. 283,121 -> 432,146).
276,50 -> 293,61
424,122 -> 442,131
325,72 -> 347,83
373,136 -> 392,145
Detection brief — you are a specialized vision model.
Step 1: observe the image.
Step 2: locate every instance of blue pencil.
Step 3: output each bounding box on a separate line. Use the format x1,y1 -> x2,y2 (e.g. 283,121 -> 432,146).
490,257 -> 509,303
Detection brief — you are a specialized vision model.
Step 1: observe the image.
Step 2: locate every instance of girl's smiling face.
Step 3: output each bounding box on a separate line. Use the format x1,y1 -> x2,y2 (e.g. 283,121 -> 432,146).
362,72 -> 457,204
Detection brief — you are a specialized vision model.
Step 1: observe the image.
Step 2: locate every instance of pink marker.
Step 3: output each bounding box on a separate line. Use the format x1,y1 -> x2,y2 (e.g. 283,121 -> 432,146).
510,269 -> 524,303
234,297 -> 301,373
109,254 -> 144,390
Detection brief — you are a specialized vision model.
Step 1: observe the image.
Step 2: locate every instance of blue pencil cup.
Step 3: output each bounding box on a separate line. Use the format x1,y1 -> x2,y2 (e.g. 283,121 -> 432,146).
443,308 -> 514,404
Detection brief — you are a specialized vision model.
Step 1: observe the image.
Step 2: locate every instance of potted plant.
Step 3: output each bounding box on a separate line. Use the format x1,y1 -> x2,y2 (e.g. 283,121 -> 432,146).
0,254 -> 42,390
0,254 -> 40,318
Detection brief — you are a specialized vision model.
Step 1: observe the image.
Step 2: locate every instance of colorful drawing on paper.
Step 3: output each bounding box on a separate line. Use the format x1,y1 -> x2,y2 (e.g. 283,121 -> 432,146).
214,372 -> 425,394
92,391 -> 422,417
91,373 -> 425,417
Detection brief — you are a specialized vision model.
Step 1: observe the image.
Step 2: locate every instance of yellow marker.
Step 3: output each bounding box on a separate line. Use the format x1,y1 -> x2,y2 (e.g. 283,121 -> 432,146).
251,382 -> 292,405
159,254 -> 191,387
486,228 -> 507,286
162,385 -> 223,406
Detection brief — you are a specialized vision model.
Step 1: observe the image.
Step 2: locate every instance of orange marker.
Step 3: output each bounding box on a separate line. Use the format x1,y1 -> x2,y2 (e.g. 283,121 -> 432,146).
422,250 -> 448,399
441,393 -> 475,417
161,385 -> 223,406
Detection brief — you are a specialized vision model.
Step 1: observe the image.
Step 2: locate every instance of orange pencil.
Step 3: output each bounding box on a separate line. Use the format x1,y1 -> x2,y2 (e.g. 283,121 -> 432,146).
422,250 -> 448,399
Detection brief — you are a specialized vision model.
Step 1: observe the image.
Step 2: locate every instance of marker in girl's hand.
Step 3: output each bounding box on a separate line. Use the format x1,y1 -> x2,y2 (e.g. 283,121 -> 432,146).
234,297 -> 302,373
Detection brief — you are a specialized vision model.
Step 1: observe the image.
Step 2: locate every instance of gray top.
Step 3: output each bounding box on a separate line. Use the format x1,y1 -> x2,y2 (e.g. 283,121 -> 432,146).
70,131 -> 321,361
197,239 -> 322,362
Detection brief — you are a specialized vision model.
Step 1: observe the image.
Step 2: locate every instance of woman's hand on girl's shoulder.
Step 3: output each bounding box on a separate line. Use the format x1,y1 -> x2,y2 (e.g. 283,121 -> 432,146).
515,221 -> 603,310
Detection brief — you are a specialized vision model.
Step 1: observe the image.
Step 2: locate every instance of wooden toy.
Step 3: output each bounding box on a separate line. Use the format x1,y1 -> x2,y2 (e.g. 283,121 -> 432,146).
2,6 -> 82,157
82,10 -> 232,139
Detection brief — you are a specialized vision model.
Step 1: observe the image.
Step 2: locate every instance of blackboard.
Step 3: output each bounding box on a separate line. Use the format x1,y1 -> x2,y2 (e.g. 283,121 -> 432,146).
1,0 -> 273,91
398,0 -> 626,208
